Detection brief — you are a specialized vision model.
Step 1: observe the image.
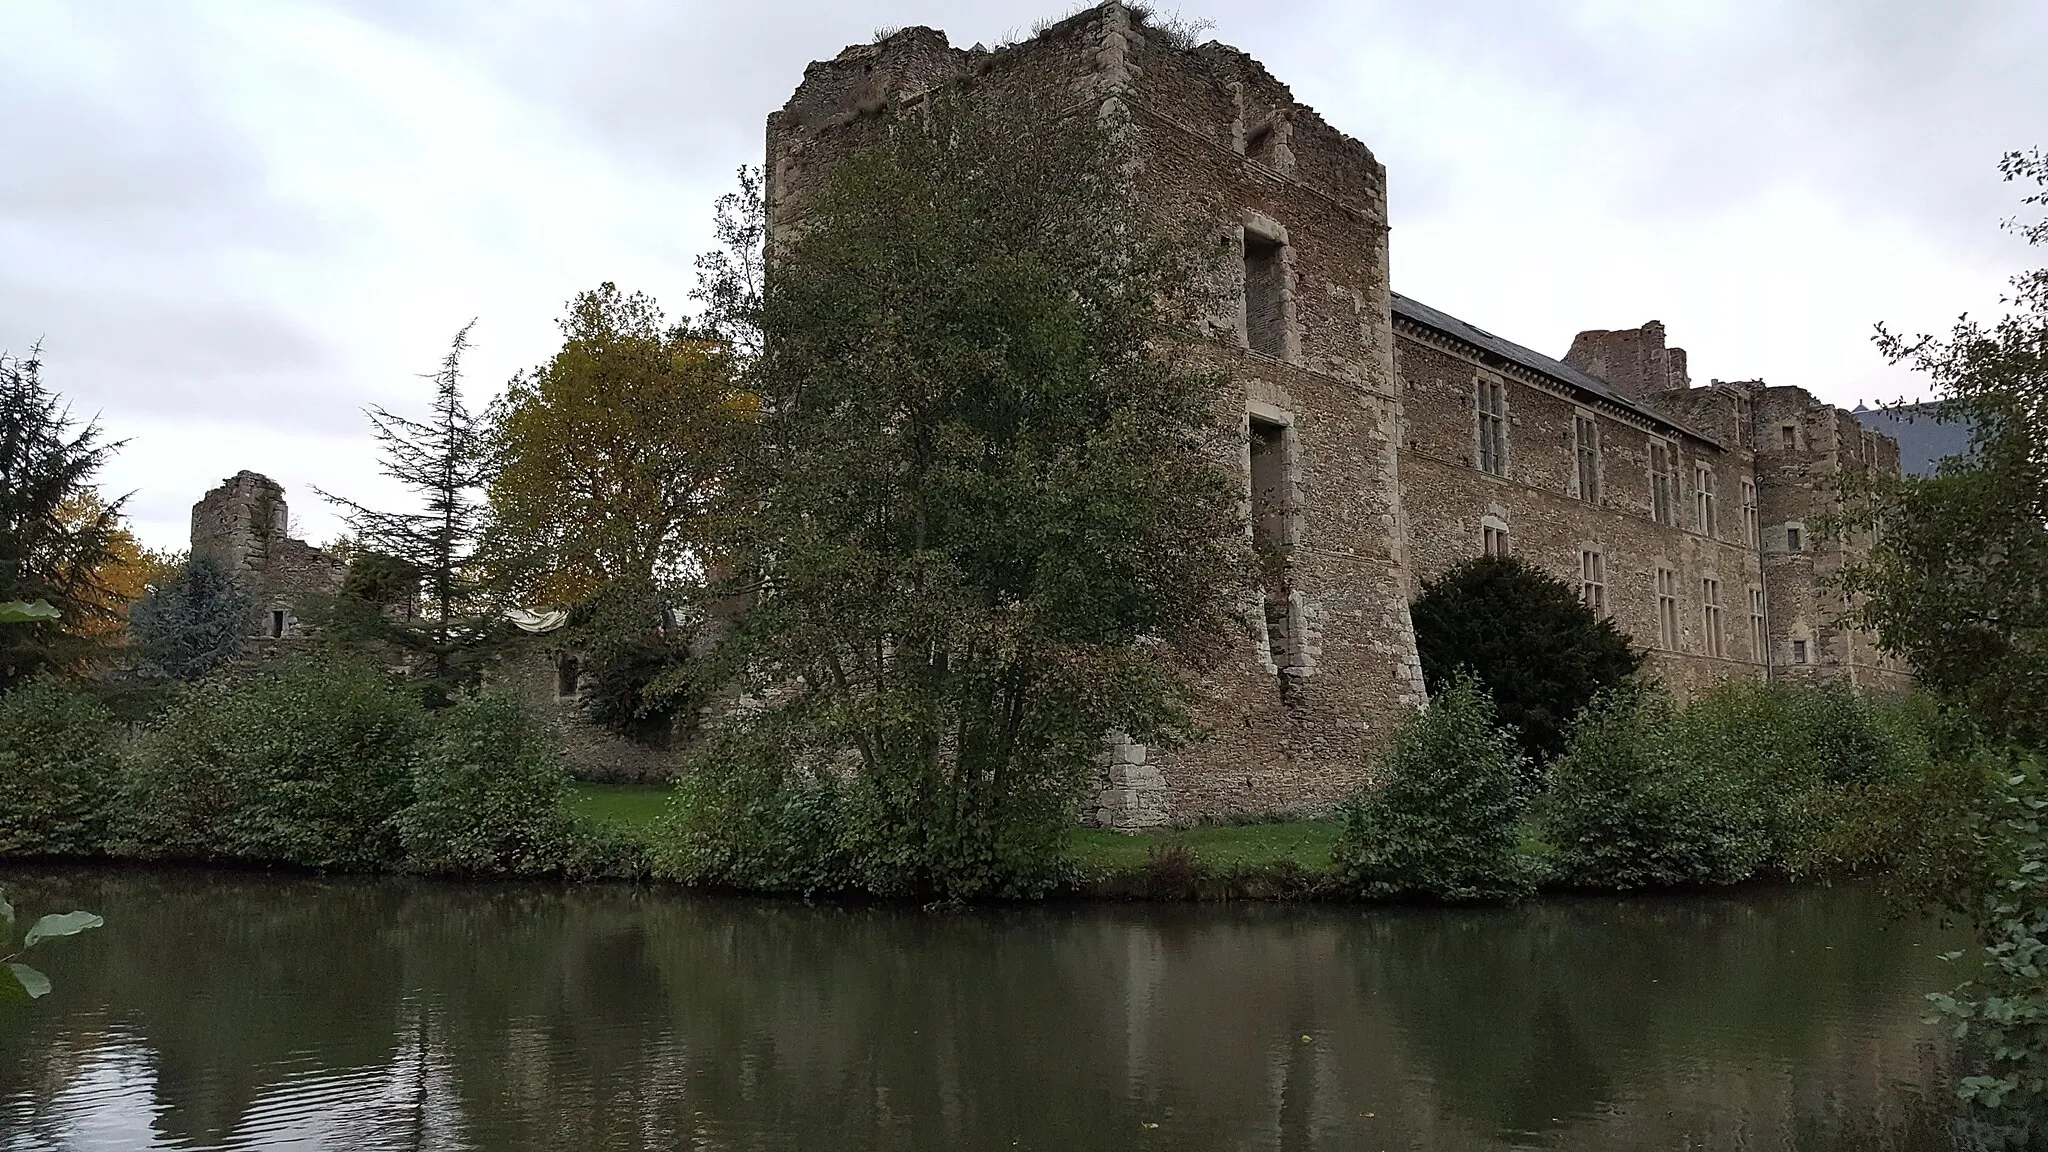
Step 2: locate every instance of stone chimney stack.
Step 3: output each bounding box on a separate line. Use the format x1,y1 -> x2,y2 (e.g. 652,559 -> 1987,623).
1564,321 -> 1691,398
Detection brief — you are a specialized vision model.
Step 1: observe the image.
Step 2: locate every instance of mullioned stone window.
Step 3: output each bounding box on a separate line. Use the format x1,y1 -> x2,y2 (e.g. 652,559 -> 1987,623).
1573,410 -> 1601,504
1475,374 -> 1508,476
1700,575 -> 1724,658
1655,565 -> 1681,650
1579,546 -> 1606,614
1649,437 -> 1677,526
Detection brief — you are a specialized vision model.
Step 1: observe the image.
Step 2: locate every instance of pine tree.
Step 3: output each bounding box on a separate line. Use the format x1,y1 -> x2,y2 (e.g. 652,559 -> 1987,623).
318,325 -> 499,691
0,347 -> 128,687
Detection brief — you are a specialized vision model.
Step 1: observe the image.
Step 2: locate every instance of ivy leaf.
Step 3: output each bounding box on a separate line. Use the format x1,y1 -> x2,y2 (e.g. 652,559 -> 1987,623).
5,963 -> 50,999
23,911 -> 103,949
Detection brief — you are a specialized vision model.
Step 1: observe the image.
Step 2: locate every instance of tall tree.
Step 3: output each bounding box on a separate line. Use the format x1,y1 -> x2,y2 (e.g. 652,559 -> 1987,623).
1841,149 -> 2048,749
485,283 -> 752,604
128,555 -> 252,681
319,325 -> 497,688
0,349 -> 128,686
669,95 -> 1244,899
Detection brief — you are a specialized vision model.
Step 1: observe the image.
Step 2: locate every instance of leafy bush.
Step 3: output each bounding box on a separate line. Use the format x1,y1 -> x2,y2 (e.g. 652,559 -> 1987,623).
1927,755 -> 2048,1142
660,717 -> 865,896
127,555 -> 251,680
0,680 -> 122,857
1540,686 -> 1768,890
1331,679 -> 1535,901
1669,680 -> 1939,876
120,657 -> 427,869
399,692 -> 580,875
1410,556 -> 1642,772
563,578 -> 695,742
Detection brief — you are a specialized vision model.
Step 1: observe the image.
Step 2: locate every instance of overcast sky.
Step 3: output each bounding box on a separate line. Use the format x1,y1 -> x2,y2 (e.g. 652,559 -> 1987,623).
3,0 -> 2042,550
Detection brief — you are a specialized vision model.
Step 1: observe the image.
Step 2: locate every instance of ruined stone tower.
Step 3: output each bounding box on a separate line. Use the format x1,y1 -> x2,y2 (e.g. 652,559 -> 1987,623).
190,471 -> 346,641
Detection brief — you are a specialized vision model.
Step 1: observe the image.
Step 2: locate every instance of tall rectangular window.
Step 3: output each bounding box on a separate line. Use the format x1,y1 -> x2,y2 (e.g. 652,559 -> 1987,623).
1792,638 -> 1809,664
1741,479 -> 1759,548
1656,567 -> 1680,651
1243,231 -> 1287,359
1701,577 -> 1723,658
1649,440 -> 1675,526
1574,413 -> 1601,503
1780,424 -> 1797,451
1475,377 -> 1508,477
1249,415 -> 1294,673
1483,523 -> 1510,557
1579,548 -> 1606,614
1786,524 -> 1804,552
1749,586 -> 1766,660
1694,464 -> 1716,536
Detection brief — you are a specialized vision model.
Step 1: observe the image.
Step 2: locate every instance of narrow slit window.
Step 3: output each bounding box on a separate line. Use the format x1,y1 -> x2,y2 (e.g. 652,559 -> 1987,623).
1574,413 -> 1600,503
1786,524 -> 1804,553
1579,548 -> 1606,614
1656,567 -> 1680,651
1249,415 -> 1294,674
269,609 -> 286,639
1243,231 -> 1287,359
1475,378 -> 1508,477
1749,586 -> 1766,660
1701,577 -> 1723,658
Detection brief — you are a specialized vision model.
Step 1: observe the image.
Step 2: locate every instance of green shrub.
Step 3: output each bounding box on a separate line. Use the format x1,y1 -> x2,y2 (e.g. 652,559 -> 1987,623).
1928,754 -> 2048,1141
1410,555 -> 1643,772
1331,679 -> 1535,901
0,680 -> 123,857
399,692 -> 580,875
1541,686 -> 1768,890
120,657 -> 427,869
660,717 -> 861,896
1670,680 -> 1938,876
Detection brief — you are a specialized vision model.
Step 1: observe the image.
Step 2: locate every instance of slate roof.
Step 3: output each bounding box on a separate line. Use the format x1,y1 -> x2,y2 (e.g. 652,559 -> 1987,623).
1390,292 -> 1715,446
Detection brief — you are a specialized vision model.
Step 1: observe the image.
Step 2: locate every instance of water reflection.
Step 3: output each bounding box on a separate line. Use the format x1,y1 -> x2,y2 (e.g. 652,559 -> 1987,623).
0,868 -> 1970,1150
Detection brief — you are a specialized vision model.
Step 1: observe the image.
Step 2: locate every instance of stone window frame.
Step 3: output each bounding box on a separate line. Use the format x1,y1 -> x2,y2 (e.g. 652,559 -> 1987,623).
1694,461 -> 1717,538
1783,520 -> 1807,553
1578,544 -> 1607,615
1648,436 -> 1677,527
1748,585 -> 1766,661
1791,635 -> 1811,665
1779,423 -> 1799,452
1740,478 -> 1759,548
1481,514 -> 1510,557
267,607 -> 287,640
1571,408 -> 1602,505
1244,398 -> 1307,681
1654,563 -> 1682,651
1700,573 -> 1724,658
1236,211 -> 1298,365
1474,371 -> 1510,478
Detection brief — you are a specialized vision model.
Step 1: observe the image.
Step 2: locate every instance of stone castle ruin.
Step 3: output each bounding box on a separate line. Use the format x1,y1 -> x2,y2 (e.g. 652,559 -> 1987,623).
769,5 -> 1909,829
190,4 -> 1908,827
189,470 -> 348,644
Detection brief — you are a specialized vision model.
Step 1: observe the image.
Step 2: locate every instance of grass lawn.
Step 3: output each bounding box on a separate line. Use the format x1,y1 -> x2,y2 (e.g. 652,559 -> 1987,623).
571,781 -> 1342,875
570,782 -> 670,831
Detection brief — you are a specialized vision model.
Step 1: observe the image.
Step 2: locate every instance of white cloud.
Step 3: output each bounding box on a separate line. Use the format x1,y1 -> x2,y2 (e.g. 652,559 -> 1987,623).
1,0 -> 2038,549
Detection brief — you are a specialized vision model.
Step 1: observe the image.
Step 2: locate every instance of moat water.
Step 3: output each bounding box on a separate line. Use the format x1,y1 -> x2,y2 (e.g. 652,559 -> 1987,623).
0,867 -> 1977,1150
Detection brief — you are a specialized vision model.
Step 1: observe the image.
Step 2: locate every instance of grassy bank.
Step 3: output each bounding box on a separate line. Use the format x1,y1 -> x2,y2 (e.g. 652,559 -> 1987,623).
571,782 -> 1347,897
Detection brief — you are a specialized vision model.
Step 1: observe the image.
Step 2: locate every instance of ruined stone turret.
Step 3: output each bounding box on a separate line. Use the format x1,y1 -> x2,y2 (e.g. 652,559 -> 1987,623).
190,471 -> 346,640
